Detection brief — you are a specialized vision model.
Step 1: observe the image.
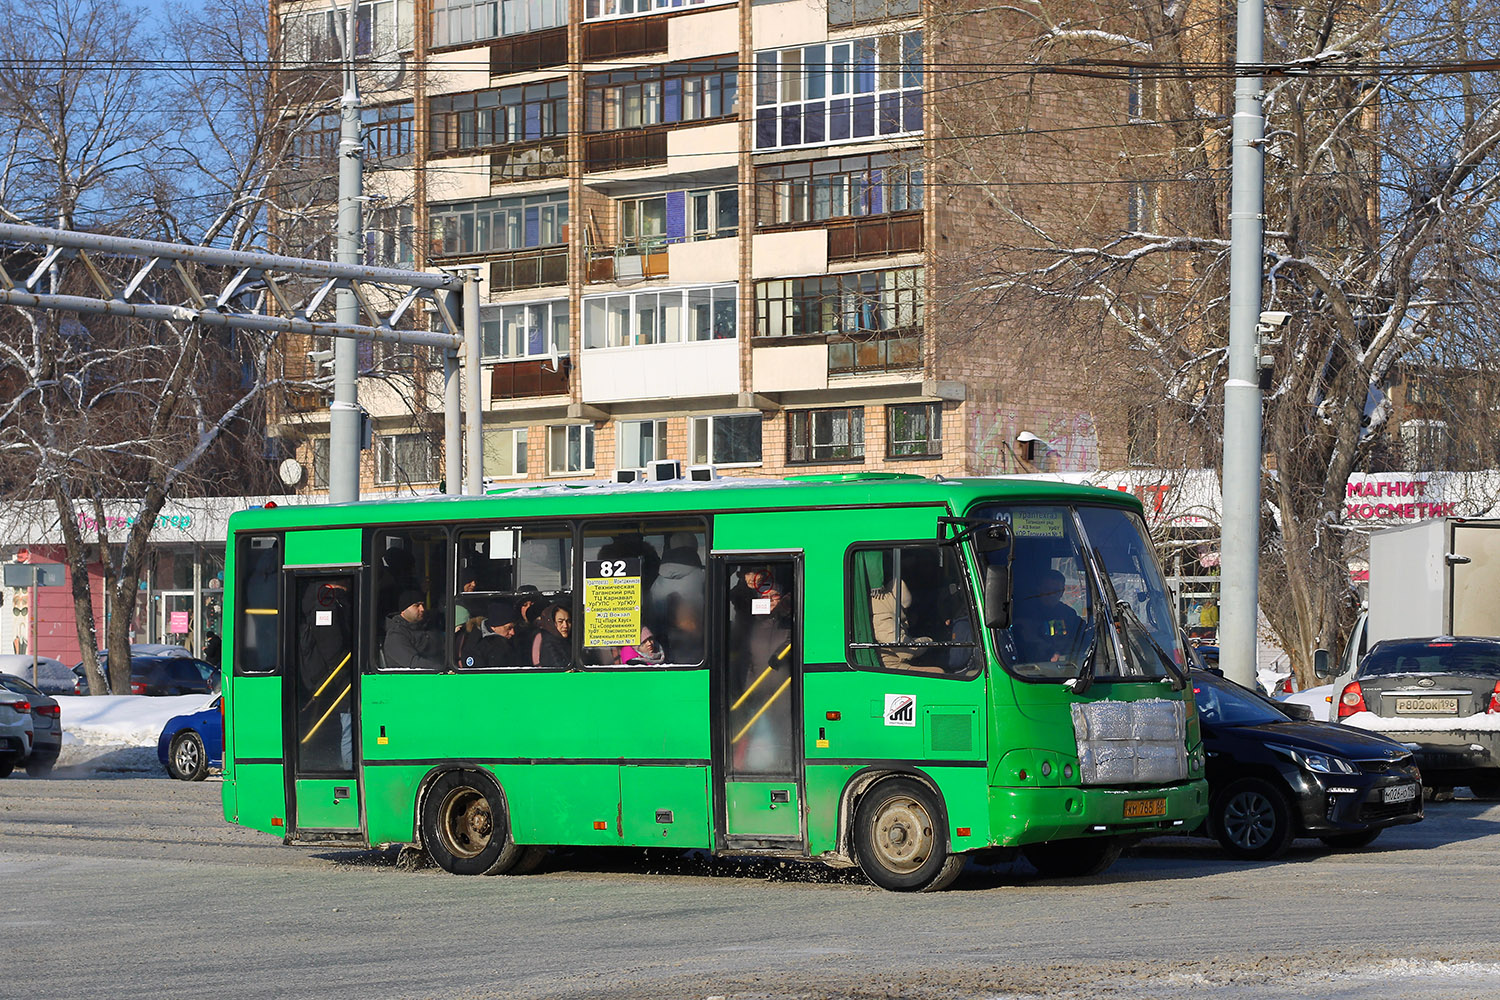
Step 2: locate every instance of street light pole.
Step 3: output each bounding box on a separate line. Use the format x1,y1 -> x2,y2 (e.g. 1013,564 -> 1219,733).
330,0 -> 364,504
1220,0 -> 1268,688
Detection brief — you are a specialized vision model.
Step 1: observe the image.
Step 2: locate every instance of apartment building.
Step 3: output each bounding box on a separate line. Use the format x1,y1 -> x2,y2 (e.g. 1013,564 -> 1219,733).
270,0 -> 1144,491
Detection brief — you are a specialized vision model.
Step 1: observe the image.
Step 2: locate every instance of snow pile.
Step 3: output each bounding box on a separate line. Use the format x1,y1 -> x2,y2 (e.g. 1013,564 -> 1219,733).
51,694 -> 215,772
1341,708 -> 1500,732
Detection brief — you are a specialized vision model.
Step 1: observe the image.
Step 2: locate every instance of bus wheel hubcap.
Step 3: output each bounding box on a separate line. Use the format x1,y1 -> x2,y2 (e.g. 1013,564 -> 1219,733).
872,796 -> 932,873
441,788 -> 494,858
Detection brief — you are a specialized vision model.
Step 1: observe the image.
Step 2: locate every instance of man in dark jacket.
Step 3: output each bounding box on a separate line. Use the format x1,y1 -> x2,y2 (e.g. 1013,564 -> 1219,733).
383,589 -> 447,670
462,601 -> 528,668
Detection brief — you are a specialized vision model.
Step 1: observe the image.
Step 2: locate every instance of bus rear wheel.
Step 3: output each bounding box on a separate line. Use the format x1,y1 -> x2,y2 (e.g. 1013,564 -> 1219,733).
421,769 -> 540,876
853,778 -> 964,892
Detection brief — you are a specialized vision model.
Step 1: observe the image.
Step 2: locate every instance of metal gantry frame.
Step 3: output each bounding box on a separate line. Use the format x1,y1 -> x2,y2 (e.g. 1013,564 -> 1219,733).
0,222 -> 485,497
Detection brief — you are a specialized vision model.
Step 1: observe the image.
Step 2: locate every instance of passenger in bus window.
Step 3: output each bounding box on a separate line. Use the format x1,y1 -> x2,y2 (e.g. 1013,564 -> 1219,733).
383,589 -> 447,670
652,533 -> 705,662
464,601 -> 527,668
532,604 -> 572,667
513,584 -> 542,649
621,625 -> 666,665
1012,568 -> 1084,663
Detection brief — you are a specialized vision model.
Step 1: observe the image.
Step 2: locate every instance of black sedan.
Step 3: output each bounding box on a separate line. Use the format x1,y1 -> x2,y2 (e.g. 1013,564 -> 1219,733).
1193,669 -> 1423,860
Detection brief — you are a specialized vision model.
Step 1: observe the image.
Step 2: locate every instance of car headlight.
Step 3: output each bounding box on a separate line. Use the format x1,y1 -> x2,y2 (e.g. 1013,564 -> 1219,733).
1272,744 -> 1359,775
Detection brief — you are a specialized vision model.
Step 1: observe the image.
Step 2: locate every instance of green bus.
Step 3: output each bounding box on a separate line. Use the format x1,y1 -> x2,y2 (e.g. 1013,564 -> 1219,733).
221,473 -> 1208,891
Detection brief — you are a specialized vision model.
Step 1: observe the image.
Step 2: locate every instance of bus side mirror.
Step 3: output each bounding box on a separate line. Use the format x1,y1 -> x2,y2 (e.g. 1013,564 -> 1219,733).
974,524 -> 1012,553
1313,648 -> 1330,679
983,565 -> 1012,629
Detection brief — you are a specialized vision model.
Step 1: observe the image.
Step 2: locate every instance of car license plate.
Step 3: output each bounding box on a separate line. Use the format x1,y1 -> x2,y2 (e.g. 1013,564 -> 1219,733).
1384,783 -> 1418,803
1395,696 -> 1458,714
1123,797 -> 1167,819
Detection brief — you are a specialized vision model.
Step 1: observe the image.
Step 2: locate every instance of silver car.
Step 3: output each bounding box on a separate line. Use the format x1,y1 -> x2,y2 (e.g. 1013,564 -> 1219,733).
0,674 -> 60,777
0,688 -> 34,779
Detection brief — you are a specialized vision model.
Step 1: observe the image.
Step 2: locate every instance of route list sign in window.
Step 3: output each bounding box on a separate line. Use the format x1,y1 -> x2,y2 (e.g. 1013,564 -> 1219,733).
583,557 -> 641,648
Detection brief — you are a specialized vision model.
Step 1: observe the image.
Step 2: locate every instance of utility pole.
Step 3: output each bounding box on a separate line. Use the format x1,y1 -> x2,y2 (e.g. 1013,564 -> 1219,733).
1220,0 -> 1267,688
330,0 -> 364,504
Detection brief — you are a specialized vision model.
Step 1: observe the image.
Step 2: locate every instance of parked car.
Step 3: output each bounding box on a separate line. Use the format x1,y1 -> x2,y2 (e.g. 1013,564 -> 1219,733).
157,696 -> 222,781
0,673 -> 60,777
1333,636 -> 1500,797
73,655 -> 218,696
0,654 -> 77,695
0,688 -> 34,779
1193,668 -> 1423,859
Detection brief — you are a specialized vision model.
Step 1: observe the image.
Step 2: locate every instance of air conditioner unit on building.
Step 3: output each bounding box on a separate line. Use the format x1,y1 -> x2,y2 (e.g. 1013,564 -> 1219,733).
613,467 -> 646,484
647,460 -> 682,482
687,465 -> 717,482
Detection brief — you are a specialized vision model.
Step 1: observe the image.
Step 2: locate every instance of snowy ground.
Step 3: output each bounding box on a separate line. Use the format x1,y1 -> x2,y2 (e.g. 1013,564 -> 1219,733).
48,693 -> 216,775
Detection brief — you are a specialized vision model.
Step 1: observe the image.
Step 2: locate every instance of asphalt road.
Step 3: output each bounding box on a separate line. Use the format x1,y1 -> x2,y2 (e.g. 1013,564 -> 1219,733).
4,773 -> 1500,1000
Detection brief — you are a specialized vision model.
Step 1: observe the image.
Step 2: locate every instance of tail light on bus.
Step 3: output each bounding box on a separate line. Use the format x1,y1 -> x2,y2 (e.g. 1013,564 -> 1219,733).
1337,682 -> 1367,719
1487,681 -> 1500,715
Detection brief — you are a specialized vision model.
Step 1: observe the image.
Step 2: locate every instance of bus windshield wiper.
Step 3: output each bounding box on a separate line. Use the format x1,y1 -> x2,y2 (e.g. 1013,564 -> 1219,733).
1065,607 -> 1106,695
1115,599 -> 1188,690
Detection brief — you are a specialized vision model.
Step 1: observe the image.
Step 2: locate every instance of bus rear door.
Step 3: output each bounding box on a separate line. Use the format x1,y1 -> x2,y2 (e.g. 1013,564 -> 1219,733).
714,555 -> 804,850
285,571 -> 362,838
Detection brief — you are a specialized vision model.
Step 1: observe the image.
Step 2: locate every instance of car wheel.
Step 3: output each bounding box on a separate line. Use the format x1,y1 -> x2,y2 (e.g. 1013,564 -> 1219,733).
24,759 -> 54,779
1212,777 -> 1295,860
1467,776 -> 1500,800
1023,836 -> 1124,878
167,732 -> 209,781
420,769 -> 536,876
1319,829 -> 1381,851
853,777 -> 965,892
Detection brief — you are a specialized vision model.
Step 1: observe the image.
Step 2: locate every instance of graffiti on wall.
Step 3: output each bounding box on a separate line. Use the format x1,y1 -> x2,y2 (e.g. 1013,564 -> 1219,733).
972,403 -> 1099,474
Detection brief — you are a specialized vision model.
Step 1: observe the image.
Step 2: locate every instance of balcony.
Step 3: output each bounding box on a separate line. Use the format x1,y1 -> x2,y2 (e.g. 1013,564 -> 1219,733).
587,247 -> 670,283
489,27 -> 568,74
585,128 -> 669,173
580,338 -> 738,404
583,18 -> 668,61
489,247 -> 569,291
828,330 -> 922,376
826,213 -> 923,262
491,139 -> 568,185
489,357 -> 571,401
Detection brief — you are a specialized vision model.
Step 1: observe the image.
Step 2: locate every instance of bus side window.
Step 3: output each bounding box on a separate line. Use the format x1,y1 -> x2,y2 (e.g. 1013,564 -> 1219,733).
847,543 -> 977,675
373,528 -> 450,672
236,534 -> 282,675
580,520 -> 706,667
455,523 -> 573,670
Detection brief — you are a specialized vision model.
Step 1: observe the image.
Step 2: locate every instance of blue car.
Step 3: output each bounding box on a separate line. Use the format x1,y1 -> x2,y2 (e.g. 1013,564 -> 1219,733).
157,696 -> 222,781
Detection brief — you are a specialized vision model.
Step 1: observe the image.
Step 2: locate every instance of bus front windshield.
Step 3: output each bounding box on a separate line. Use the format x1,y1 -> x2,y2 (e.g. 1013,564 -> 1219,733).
970,503 -> 1184,684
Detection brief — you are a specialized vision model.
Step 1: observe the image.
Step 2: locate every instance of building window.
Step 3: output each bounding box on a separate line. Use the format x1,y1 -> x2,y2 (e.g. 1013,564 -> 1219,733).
429,191 -> 568,257
585,58 -> 738,132
1127,404 -> 1159,466
430,80 -> 567,156
364,205 -> 414,267
585,0 -> 731,18
376,432 -> 440,485
312,438 -> 331,487
618,419 -> 669,467
292,102 -> 413,166
754,32 -> 921,152
483,427 -> 529,477
690,413 -> 761,465
282,0 -> 414,65
758,153 -> 922,226
618,186 -> 737,252
756,267 -> 922,338
480,300 -> 569,361
788,407 -> 864,463
1127,68 -> 1158,120
828,0 -> 920,26
431,0 -> 567,47
583,284 -> 737,348
1126,182 -> 1156,231
548,424 -> 595,474
887,403 -> 940,458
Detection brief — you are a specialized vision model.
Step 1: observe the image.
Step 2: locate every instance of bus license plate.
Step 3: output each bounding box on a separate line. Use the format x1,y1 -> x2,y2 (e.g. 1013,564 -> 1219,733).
1384,783 -> 1418,804
1395,697 -> 1457,714
1124,797 -> 1167,819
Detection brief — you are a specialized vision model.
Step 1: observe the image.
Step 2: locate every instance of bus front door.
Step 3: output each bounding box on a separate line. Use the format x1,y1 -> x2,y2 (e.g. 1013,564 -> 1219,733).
286,572 -> 362,837
715,556 -> 804,849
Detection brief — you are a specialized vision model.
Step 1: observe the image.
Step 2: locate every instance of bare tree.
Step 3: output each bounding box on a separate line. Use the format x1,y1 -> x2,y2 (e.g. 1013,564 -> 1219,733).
0,0 -> 329,693
930,0 -> 1500,682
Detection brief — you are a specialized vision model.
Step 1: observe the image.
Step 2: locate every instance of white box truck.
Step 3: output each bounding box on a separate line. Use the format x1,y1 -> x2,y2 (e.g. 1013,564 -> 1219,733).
1367,518 -> 1500,644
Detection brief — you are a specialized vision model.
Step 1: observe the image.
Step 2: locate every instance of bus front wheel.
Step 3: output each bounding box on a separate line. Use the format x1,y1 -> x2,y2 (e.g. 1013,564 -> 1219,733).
853,778 -> 964,892
421,769 -> 542,876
